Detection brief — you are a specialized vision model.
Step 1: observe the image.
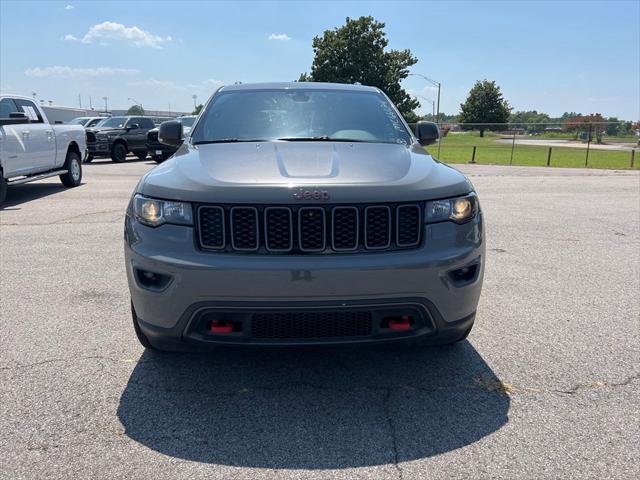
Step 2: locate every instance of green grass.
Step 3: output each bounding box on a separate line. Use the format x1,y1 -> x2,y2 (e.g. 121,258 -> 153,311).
428,132 -> 638,169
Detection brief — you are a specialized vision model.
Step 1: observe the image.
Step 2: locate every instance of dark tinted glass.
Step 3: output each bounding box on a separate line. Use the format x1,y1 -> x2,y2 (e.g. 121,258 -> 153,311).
14,99 -> 43,123
192,89 -> 411,145
0,98 -> 19,119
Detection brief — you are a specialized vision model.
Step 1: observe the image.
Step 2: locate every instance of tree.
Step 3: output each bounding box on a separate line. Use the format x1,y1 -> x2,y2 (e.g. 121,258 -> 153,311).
605,117 -> 620,137
458,80 -> 511,136
563,113 -> 606,143
192,104 -> 203,115
300,16 -> 420,121
509,110 -> 551,133
126,104 -> 145,115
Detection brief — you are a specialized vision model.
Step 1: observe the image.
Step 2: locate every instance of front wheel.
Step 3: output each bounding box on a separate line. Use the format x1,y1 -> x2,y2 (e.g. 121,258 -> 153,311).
131,301 -> 155,350
0,173 -> 7,205
59,151 -> 82,187
111,143 -> 127,163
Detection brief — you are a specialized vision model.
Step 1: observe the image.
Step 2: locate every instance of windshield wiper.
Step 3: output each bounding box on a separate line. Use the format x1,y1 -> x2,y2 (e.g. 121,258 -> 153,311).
275,136 -> 367,142
193,138 -> 266,145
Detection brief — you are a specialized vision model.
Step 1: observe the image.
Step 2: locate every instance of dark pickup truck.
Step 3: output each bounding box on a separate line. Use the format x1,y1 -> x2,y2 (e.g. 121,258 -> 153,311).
85,116 -> 156,163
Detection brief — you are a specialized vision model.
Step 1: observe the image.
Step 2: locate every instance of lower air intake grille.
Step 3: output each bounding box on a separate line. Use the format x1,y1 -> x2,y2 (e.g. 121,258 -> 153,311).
251,311 -> 373,339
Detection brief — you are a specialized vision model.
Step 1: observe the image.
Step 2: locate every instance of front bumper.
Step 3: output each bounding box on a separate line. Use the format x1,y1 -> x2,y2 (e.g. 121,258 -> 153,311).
146,141 -> 177,158
125,212 -> 484,348
87,140 -> 111,157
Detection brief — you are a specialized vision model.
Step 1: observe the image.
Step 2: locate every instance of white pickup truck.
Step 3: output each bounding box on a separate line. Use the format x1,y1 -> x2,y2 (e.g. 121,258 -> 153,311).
0,94 -> 86,205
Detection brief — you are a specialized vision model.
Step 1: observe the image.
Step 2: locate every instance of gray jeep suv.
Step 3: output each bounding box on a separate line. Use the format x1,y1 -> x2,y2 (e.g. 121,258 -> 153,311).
125,82 -> 484,350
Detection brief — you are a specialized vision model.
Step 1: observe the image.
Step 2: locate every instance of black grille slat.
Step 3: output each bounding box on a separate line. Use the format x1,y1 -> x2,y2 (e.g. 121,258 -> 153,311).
264,207 -> 292,251
298,207 -> 326,252
397,205 -> 421,247
197,203 -> 423,254
365,206 -> 391,249
252,311 -> 372,339
230,207 -> 259,251
332,207 -> 359,251
199,206 -> 225,249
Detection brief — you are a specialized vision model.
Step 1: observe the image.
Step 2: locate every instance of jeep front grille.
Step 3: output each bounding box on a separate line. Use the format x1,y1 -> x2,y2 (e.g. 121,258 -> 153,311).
197,203 -> 422,254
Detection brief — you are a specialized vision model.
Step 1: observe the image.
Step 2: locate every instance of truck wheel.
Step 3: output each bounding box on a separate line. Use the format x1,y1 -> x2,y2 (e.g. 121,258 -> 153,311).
131,301 -> 155,350
111,143 -> 127,163
84,154 -> 94,164
0,173 -> 7,205
59,151 -> 82,187
135,152 -> 148,160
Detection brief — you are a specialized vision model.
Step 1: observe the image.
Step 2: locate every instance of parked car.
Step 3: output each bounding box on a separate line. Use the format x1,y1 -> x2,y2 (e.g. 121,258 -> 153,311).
85,116 -> 155,163
0,95 -> 85,205
146,115 -> 197,163
125,82 -> 484,351
69,116 -> 105,128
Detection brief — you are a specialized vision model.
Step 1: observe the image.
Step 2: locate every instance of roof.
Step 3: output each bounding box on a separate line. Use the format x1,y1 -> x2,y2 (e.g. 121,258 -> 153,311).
218,82 -> 380,93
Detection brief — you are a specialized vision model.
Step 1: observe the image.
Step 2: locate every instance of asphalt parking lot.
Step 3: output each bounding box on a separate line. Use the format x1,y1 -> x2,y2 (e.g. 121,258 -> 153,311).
1,159 -> 639,479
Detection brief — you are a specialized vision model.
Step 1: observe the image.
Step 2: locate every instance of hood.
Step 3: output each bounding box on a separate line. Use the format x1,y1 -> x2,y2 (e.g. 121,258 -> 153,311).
140,141 -> 473,203
88,126 -> 126,134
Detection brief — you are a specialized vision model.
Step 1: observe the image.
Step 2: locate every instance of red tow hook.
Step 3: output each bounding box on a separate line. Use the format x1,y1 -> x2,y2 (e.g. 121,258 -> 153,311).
388,315 -> 412,331
210,320 -> 234,334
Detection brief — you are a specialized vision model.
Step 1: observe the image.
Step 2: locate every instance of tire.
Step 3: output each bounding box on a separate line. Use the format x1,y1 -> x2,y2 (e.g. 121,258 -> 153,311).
131,301 -> 155,350
0,172 -> 7,206
111,143 -> 127,163
84,154 -> 94,164
59,151 -> 82,187
135,152 -> 148,160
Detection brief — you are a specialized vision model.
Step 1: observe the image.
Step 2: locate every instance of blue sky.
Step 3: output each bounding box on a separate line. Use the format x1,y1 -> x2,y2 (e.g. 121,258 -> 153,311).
1,0 -> 638,119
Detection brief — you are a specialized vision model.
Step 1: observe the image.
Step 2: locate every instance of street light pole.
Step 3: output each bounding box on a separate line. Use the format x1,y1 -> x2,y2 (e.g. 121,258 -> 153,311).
102,96 -> 109,113
192,94 -> 198,110
410,93 -> 435,120
408,73 -> 441,124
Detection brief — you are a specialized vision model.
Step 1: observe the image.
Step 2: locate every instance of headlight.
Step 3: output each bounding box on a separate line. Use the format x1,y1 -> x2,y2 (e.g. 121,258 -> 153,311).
132,194 -> 193,227
425,193 -> 478,224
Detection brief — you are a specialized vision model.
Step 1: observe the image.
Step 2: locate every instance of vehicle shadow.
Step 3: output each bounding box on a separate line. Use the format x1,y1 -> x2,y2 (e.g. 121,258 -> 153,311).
84,156 -> 154,166
117,341 -> 509,469
1,182 -> 68,210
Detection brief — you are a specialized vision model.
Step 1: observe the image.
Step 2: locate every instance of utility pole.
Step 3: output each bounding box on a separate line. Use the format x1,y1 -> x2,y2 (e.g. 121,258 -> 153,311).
102,96 -> 109,113
192,94 -> 198,110
89,96 -> 93,110
78,94 -> 82,108
408,73 -> 441,124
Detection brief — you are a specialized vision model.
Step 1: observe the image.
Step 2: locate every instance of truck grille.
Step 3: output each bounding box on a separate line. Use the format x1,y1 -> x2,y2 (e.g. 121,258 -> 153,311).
251,311 -> 372,339
197,203 -> 422,254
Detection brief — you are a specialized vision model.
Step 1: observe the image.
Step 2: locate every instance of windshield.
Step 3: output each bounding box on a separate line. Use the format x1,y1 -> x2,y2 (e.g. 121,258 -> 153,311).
96,116 -> 126,128
178,116 -> 196,127
69,117 -> 88,126
191,89 -> 411,145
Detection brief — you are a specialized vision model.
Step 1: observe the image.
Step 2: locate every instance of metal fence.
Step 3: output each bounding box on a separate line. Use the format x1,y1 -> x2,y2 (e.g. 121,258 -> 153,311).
413,122 -> 639,169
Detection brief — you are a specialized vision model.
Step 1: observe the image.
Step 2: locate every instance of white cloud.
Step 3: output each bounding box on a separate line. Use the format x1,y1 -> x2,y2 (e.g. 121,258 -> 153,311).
25,66 -> 140,78
202,78 -> 224,87
79,21 -> 171,49
64,4 -> 74,10
128,78 -> 188,91
268,33 -> 291,41
63,34 -> 78,41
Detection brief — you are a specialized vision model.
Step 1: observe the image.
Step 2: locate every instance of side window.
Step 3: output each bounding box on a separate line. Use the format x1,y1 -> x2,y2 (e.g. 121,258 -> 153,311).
140,118 -> 154,129
14,99 -> 44,123
0,98 -> 19,119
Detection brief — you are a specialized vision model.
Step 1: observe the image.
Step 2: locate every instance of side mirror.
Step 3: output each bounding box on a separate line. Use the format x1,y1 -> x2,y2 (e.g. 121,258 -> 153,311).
158,120 -> 183,147
0,112 -> 30,126
127,123 -> 140,130
415,121 -> 440,146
